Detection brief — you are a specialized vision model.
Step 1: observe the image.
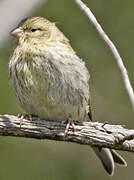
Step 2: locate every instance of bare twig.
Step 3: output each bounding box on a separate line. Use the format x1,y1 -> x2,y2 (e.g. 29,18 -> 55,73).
0,114 -> 134,152
73,0 -> 134,111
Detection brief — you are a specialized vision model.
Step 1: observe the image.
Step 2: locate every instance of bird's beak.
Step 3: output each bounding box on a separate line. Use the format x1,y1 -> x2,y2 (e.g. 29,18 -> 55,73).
10,27 -> 23,39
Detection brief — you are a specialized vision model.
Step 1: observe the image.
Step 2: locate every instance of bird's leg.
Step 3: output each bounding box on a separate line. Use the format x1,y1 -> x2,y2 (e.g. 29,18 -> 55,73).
17,114 -> 37,127
17,114 -> 26,127
62,117 -> 75,136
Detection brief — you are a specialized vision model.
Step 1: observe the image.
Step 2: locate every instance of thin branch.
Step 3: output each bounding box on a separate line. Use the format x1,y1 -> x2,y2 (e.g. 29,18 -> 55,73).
73,0 -> 134,111
0,114 -> 134,152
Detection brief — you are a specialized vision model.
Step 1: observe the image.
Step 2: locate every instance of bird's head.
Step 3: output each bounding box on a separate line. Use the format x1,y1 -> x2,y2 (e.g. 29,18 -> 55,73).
10,16 -> 67,45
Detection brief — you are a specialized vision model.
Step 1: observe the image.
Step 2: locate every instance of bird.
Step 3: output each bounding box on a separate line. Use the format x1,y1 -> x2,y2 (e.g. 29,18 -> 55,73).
9,16 -> 127,175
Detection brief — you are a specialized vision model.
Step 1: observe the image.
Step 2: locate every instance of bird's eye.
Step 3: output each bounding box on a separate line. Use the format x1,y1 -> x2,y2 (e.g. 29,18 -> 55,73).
31,28 -> 38,32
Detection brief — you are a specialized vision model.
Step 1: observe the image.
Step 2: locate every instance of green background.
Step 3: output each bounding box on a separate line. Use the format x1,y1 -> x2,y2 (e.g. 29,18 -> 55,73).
0,0 -> 134,179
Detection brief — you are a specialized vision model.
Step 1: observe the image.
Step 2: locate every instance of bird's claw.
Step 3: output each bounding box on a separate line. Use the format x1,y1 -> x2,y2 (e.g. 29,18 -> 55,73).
62,117 -> 75,136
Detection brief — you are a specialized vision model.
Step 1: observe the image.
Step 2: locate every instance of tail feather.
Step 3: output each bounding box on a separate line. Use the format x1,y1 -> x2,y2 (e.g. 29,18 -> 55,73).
111,150 -> 127,166
92,147 -> 114,175
88,108 -> 127,174
92,147 -> 127,175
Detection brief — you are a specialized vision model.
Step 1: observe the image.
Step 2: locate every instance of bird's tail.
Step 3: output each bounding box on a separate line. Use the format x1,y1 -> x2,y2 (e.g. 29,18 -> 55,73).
92,147 -> 127,175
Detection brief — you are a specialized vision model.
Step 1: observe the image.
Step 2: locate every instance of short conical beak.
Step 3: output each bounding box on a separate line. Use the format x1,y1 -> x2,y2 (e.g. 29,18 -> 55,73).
10,27 -> 23,39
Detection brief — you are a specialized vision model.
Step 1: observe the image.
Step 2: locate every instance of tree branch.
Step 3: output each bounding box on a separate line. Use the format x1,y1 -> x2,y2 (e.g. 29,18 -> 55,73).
73,0 -> 134,112
0,114 -> 134,152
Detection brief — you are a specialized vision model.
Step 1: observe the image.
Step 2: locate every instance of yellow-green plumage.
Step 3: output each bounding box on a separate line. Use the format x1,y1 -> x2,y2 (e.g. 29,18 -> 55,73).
9,17 -> 90,120
9,17 -> 127,175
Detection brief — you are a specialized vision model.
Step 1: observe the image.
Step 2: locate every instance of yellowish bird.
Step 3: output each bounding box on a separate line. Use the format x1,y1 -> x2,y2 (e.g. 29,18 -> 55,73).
9,16 -> 127,175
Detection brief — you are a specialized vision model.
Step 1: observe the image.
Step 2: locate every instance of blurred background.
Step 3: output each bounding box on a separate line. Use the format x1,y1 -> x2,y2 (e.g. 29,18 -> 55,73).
0,0 -> 134,179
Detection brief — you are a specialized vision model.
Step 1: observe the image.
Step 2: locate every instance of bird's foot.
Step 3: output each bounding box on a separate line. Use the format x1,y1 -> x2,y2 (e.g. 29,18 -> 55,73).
62,117 -> 75,136
17,114 -> 37,127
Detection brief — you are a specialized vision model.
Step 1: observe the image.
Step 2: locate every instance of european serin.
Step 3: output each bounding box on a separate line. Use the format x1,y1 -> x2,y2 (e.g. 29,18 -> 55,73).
9,16 -> 127,175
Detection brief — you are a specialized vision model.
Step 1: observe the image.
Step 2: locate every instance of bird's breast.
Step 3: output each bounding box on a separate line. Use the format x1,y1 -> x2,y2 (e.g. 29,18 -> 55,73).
9,44 -> 90,121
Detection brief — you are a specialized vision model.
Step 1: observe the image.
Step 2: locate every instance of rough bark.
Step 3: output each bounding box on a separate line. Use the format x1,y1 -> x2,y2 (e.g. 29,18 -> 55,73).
0,114 -> 134,152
